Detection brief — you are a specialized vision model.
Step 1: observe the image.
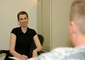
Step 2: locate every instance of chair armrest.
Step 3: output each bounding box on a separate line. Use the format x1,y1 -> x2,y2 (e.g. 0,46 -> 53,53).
0,50 -> 9,54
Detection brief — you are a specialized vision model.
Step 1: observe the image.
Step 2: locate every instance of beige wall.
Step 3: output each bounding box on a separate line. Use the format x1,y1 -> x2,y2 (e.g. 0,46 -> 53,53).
0,0 -> 37,59
37,0 -> 51,50
41,0 -> 51,50
37,0 -> 42,34
37,0 -> 74,50
51,0 -> 74,48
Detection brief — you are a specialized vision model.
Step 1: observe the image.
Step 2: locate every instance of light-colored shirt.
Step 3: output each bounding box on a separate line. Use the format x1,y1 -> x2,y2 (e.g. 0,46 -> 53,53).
29,45 -> 85,60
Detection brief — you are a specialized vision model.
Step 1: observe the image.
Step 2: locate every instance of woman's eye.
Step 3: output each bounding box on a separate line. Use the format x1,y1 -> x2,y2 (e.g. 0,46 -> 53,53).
20,18 -> 23,20
24,18 -> 27,19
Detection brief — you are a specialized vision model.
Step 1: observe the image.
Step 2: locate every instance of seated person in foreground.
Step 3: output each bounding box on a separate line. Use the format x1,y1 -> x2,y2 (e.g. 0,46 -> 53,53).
28,0 -> 85,60
6,11 -> 42,60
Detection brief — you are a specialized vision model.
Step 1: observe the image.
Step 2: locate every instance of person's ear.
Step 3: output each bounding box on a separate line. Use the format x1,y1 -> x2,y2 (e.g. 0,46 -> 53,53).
69,21 -> 77,39
70,21 -> 77,34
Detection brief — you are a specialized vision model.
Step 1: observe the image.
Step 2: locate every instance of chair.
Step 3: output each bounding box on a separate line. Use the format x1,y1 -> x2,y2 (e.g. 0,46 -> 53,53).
0,34 -> 44,60
37,34 -> 44,54
0,50 -> 10,60
29,34 -> 44,55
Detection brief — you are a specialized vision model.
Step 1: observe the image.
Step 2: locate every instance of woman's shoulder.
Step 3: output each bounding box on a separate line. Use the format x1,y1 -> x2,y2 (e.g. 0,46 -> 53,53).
12,27 -> 21,31
28,27 -> 37,35
28,27 -> 35,31
13,27 -> 20,29
11,27 -> 21,35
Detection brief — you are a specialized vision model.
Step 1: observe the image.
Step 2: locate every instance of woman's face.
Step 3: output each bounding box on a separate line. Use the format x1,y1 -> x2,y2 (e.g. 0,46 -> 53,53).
18,14 -> 28,27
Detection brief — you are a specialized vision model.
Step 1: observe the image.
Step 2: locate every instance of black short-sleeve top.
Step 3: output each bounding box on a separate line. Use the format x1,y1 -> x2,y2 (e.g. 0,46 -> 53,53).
11,27 -> 37,56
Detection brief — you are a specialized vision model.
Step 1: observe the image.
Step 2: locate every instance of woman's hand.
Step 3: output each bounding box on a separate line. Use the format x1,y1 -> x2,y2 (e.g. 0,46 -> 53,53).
20,55 -> 28,60
32,49 -> 38,57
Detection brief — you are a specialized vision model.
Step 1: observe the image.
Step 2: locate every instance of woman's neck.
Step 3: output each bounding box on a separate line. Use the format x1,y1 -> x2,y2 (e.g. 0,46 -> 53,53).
21,26 -> 27,33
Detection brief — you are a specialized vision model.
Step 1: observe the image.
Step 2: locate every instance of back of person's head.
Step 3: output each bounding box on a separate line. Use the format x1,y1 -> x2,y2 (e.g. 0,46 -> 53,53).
69,0 -> 85,46
70,0 -> 85,35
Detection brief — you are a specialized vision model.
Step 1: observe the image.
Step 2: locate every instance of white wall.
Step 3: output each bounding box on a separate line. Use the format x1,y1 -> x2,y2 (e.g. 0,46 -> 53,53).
41,0 -> 51,50
0,0 -> 37,50
51,0 -> 74,48
37,0 -> 74,50
37,0 -> 51,50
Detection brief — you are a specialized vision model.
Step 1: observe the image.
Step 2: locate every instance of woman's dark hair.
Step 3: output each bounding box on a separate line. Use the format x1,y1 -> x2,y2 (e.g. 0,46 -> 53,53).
17,11 -> 28,20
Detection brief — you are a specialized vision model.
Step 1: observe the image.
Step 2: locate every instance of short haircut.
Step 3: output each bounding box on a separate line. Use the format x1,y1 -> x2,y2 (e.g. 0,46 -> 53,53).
17,11 -> 28,20
70,0 -> 85,35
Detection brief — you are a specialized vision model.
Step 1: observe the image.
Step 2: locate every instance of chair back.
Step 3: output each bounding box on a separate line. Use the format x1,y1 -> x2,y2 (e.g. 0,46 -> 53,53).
37,34 -> 44,45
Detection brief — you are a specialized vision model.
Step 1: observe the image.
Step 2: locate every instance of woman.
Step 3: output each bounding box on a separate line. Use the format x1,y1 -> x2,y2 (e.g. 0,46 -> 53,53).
9,11 -> 42,60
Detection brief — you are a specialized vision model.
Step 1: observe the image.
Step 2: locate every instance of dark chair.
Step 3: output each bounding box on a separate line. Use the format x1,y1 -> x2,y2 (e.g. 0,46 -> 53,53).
37,34 -> 44,54
0,50 -> 10,60
29,34 -> 44,56
0,34 -> 44,60
0,50 -> 9,54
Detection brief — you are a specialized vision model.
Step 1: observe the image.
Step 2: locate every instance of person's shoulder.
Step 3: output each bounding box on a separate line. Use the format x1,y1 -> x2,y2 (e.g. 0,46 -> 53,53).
49,47 -> 73,56
11,27 -> 21,34
13,27 -> 20,29
12,27 -> 20,31
28,27 -> 36,31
